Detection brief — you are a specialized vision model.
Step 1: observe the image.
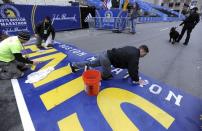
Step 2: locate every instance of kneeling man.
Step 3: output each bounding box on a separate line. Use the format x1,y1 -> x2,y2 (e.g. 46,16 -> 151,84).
70,45 -> 149,85
0,32 -> 40,79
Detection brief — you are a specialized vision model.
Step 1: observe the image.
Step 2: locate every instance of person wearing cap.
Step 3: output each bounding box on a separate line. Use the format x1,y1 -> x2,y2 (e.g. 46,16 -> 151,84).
70,45 -> 149,85
177,7 -> 200,45
0,32 -> 40,79
35,16 -> 55,49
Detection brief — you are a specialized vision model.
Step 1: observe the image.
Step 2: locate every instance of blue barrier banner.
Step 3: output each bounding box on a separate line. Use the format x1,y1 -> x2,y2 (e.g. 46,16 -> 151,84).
95,9 -> 127,29
34,6 -> 81,31
15,42 -> 202,131
0,4 -> 32,35
0,4 -> 81,35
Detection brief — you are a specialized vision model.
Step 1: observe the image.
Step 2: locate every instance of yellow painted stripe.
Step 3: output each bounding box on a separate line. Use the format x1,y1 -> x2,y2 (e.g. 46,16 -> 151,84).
28,49 -> 57,58
33,52 -> 67,70
97,88 -> 175,131
34,66 -> 72,88
40,77 -> 84,110
58,113 -> 83,131
24,45 -> 38,52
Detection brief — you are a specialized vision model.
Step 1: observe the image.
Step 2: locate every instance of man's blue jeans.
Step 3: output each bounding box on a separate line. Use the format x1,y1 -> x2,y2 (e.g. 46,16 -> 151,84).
73,51 -> 112,77
130,18 -> 137,33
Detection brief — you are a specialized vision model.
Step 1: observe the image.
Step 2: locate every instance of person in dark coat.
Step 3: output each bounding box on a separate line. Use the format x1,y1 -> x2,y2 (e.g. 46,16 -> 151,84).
177,7 -> 200,45
70,45 -> 149,85
35,16 -> 55,49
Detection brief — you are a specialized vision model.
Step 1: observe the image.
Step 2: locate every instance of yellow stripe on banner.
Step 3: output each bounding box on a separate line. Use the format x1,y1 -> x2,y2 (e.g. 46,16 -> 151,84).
34,66 -> 72,88
28,49 -> 57,58
97,88 -> 175,131
123,0 -> 129,11
40,77 -> 84,110
24,45 -> 39,52
58,113 -> 84,131
32,52 -> 67,70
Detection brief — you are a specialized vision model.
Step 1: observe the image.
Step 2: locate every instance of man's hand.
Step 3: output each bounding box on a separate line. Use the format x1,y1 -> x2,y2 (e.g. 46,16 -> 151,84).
32,60 -> 41,65
139,79 -> 146,85
132,80 -> 147,86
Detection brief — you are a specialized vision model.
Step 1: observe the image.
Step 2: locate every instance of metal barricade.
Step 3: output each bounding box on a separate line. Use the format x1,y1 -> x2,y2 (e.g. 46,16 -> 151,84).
86,17 -> 131,31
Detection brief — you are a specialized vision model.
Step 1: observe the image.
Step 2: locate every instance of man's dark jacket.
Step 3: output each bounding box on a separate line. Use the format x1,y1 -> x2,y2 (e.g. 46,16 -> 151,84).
107,46 -> 140,82
35,22 -> 55,40
180,12 -> 200,29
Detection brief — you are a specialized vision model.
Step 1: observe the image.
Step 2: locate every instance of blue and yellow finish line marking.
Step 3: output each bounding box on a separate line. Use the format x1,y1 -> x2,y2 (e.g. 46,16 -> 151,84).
13,42 -> 202,131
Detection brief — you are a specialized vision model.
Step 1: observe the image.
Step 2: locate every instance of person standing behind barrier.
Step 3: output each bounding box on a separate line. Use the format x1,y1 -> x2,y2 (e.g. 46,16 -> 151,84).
176,7 -> 200,45
128,3 -> 139,34
35,16 -> 55,49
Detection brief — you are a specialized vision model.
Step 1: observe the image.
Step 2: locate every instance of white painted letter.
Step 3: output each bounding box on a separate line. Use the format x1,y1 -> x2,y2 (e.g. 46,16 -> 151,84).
165,91 -> 183,106
86,56 -> 97,61
149,84 -> 162,95
111,68 -> 123,75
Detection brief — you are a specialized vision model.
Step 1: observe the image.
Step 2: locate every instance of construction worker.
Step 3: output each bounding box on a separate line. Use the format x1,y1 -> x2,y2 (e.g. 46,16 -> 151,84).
0,31 -> 40,79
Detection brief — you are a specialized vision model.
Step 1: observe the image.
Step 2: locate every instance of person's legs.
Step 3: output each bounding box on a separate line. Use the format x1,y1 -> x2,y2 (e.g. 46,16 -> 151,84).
44,34 -> 53,47
70,56 -> 101,72
71,52 -> 112,80
15,60 -> 31,71
177,26 -> 186,42
184,28 -> 192,45
129,19 -> 133,33
35,35 -> 43,49
99,51 -> 112,79
0,61 -> 23,80
73,58 -> 101,69
130,19 -> 136,33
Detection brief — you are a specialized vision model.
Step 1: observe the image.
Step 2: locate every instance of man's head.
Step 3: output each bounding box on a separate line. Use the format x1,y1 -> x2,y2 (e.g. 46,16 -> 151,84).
139,45 -> 149,57
190,7 -> 198,14
18,31 -> 31,44
44,16 -> 52,25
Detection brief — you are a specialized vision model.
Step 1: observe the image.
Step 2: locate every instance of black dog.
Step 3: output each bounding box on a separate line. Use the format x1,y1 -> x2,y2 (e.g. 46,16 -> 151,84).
169,27 -> 179,44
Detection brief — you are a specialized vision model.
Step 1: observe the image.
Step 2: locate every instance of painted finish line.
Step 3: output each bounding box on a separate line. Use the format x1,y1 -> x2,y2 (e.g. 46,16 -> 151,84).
14,41 -> 202,131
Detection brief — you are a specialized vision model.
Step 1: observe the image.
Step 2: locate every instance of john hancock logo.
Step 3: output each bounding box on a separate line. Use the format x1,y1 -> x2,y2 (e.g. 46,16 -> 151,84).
0,4 -> 20,18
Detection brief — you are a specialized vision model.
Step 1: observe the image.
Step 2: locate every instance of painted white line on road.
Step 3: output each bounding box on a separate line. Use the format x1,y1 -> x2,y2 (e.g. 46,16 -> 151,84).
160,28 -> 169,31
11,79 -> 35,131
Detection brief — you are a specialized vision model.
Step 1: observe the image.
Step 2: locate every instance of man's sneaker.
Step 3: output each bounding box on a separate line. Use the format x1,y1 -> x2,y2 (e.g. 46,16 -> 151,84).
69,63 -> 79,73
176,39 -> 180,43
102,74 -> 113,80
130,32 -> 136,35
47,44 -> 54,48
37,45 -> 46,50
183,43 -> 188,46
84,65 -> 91,71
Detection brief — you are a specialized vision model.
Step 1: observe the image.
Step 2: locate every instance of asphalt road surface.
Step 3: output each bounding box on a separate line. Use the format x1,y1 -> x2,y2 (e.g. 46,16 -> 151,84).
56,21 -> 202,99
0,21 -> 201,131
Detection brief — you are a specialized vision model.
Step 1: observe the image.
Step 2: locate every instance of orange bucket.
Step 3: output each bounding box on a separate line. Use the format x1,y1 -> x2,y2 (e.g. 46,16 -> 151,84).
82,70 -> 101,96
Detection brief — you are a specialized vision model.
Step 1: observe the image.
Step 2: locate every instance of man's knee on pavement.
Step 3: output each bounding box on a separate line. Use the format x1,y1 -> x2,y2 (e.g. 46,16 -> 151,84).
0,69 -> 24,79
